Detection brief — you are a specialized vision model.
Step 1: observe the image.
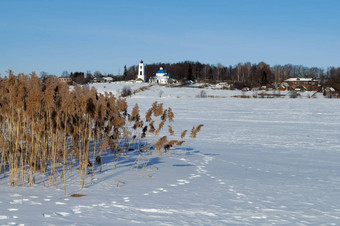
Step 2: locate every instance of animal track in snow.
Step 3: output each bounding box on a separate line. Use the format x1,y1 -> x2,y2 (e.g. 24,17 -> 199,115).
177,179 -> 190,185
10,194 -> 22,198
158,188 -> 168,192
149,188 -> 168,195
217,179 -> 226,185
189,174 -> 201,179
196,166 -> 207,174
55,212 -> 70,217
30,201 -> 42,205
98,202 -> 108,207
55,202 -> 66,205
72,205 -> 93,214
10,197 -> 45,206
10,199 -> 23,205
191,154 -> 227,187
8,208 -> 18,212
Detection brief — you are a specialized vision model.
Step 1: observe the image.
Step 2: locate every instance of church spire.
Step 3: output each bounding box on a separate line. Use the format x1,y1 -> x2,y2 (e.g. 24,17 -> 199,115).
137,59 -> 145,82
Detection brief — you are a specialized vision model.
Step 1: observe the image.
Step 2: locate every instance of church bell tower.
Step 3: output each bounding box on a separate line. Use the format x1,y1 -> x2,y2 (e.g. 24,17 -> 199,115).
137,60 -> 145,82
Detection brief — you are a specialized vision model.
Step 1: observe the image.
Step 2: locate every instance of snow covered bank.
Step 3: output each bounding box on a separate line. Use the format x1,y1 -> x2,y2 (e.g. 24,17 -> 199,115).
0,84 -> 339,225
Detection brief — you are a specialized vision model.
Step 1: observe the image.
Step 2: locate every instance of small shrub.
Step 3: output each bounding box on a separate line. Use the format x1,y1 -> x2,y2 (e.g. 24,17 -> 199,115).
133,85 -> 150,94
197,90 -> 207,98
121,86 -> 132,97
289,91 -> 298,98
159,90 -> 164,97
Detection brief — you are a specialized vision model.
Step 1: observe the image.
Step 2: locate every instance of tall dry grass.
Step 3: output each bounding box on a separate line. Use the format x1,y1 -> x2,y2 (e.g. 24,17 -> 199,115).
0,72 -> 203,193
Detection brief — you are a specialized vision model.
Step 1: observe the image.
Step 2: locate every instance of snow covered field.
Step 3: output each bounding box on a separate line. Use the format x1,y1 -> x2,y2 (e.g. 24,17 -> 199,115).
1,84 -> 339,225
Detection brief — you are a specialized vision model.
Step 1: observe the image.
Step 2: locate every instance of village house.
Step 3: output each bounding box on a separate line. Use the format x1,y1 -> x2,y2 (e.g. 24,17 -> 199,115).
102,76 -> 113,83
92,76 -> 102,83
282,78 -> 319,91
58,77 -> 72,84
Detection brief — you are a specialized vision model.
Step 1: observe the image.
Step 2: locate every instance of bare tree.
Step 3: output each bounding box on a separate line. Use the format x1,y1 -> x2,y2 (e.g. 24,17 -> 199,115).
216,63 -> 224,82
61,70 -> 69,77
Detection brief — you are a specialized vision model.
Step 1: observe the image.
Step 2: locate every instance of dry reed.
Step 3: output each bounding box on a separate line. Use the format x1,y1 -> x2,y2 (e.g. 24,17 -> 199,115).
0,72 -> 203,192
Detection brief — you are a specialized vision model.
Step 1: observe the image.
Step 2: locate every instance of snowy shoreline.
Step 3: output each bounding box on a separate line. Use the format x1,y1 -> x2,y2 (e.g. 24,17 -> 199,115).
0,84 -> 339,225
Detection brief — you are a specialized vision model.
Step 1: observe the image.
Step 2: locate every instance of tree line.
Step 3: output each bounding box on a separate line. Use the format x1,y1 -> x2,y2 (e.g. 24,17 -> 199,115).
38,61 -> 340,91
122,61 -> 340,90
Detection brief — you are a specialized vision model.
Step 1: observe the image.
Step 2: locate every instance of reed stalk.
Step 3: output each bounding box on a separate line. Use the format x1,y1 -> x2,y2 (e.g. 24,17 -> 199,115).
0,72 -> 203,190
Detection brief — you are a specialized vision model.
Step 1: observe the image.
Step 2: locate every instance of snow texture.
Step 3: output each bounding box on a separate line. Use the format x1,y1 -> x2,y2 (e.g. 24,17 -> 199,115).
0,84 -> 339,225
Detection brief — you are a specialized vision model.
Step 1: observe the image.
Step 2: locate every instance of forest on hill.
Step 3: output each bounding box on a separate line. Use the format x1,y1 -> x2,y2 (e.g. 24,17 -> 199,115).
38,61 -> 340,91
123,61 -> 340,90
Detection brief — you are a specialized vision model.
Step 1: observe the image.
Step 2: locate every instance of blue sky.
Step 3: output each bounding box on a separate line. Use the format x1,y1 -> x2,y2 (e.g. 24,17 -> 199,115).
1,0 -> 339,76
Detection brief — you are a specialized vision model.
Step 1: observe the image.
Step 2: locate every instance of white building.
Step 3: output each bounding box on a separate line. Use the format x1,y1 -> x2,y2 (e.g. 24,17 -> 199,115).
283,78 -> 318,91
102,76 -> 113,83
137,60 -> 145,82
149,67 -> 169,84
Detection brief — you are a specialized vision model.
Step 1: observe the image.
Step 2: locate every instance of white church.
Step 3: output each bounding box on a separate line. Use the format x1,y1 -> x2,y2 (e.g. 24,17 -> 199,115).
149,67 -> 169,84
136,60 -> 169,84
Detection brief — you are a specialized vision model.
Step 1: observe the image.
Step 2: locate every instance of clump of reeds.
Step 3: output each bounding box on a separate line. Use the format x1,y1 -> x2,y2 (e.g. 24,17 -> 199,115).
0,72 -> 203,192
190,124 -> 204,138
0,72 -> 131,192
131,101 -> 203,172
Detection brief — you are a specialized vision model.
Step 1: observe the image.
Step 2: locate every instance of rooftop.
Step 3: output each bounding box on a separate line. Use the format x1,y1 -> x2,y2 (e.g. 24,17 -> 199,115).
284,78 -> 317,82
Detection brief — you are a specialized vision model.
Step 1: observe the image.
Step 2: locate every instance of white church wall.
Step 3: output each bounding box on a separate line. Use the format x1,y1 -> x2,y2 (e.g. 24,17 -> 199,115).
137,60 -> 145,82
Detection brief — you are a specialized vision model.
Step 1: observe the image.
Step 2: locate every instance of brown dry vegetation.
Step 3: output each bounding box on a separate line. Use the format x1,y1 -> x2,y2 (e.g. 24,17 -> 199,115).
0,71 -> 203,193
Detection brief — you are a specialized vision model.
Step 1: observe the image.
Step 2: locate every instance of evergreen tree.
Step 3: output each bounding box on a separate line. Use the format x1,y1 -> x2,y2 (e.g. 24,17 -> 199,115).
261,71 -> 267,86
123,65 -> 127,79
187,64 -> 193,81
